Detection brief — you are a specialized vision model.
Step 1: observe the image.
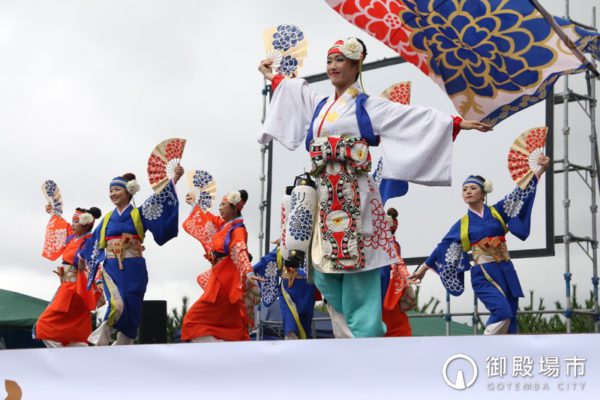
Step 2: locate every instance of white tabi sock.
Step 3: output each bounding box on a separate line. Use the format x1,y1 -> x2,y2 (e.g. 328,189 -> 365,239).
88,320 -> 114,346
189,336 -> 222,343
484,319 -> 511,335
112,331 -> 135,345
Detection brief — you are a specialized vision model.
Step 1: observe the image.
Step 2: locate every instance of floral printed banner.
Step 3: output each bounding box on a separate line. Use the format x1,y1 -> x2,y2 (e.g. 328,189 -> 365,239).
326,0 -> 599,125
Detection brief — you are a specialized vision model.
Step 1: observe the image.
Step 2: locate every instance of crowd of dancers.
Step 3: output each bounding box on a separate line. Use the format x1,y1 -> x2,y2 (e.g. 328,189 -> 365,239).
33,37 -> 549,347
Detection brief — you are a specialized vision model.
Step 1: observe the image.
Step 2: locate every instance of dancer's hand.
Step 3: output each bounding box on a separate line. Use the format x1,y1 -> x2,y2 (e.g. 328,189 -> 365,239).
53,266 -> 64,279
173,164 -> 184,184
45,203 -> 52,214
535,155 -> 551,179
407,264 -> 430,285
185,192 -> 196,206
249,274 -> 266,283
460,120 -> 493,132
258,59 -> 275,81
77,255 -> 86,270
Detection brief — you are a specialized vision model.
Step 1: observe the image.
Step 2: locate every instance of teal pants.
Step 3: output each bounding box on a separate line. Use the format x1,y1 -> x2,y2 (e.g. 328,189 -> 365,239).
313,268 -> 386,337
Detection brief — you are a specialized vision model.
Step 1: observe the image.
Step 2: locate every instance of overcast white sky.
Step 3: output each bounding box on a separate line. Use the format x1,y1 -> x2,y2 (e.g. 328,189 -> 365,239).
0,0 -> 598,326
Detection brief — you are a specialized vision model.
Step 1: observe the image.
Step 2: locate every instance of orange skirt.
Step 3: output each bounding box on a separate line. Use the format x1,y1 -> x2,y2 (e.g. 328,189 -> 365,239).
181,258 -> 249,342
35,282 -> 93,344
383,285 -> 412,337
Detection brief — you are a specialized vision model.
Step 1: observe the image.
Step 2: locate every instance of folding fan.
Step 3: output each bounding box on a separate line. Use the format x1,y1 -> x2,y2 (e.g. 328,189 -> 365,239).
263,24 -> 308,77
186,169 -> 217,211
507,127 -> 548,189
381,81 -> 411,105
147,138 -> 186,194
41,179 -> 63,216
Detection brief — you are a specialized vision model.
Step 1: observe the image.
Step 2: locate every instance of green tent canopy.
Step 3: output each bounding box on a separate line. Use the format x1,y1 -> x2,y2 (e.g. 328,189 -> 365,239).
408,312 -> 477,336
0,288 -> 49,329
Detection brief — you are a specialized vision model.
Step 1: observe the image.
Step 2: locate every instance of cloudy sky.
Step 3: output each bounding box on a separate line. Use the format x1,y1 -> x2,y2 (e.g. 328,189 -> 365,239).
0,0 -> 598,326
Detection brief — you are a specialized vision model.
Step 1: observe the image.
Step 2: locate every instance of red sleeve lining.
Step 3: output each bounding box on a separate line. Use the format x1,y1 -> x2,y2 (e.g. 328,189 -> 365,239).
271,74 -> 285,92
452,115 -> 463,142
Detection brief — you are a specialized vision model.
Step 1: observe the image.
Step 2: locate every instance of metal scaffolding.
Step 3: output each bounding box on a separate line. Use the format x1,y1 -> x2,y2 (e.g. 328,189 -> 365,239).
552,0 -> 600,334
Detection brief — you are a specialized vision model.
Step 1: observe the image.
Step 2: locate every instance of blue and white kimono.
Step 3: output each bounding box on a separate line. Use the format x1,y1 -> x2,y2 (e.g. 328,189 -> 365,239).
253,247 -> 316,339
87,181 -> 179,339
425,178 -> 538,333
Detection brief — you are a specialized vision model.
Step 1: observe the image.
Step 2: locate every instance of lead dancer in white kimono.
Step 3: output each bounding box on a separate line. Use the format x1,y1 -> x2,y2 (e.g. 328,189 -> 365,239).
258,37 -> 491,338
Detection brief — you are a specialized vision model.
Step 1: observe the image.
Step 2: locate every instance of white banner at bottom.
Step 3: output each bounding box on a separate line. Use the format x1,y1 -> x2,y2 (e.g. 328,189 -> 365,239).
1,334 -> 598,400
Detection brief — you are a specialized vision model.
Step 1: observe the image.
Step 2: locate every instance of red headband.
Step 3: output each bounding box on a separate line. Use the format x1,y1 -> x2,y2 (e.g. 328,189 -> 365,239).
72,210 -> 83,222
328,40 -> 345,56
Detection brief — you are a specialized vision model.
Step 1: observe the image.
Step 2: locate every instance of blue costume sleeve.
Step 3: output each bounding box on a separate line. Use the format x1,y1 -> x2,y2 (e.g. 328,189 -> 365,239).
492,177 -> 538,240
85,224 -> 106,290
252,248 -> 280,307
424,221 -> 470,296
140,180 -> 179,245
75,235 -> 95,266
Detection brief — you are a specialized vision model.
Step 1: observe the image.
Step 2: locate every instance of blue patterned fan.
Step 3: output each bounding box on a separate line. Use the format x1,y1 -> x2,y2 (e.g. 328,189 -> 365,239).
263,24 -> 308,77
186,170 -> 217,211
41,179 -> 63,216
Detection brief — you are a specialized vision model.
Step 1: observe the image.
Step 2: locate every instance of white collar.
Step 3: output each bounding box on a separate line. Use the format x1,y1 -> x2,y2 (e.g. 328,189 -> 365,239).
469,206 -> 485,218
116,203 -> 132,216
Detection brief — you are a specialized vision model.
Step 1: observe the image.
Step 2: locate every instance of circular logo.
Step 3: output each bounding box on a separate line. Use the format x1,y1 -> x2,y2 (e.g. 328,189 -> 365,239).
442,354 -> 478,390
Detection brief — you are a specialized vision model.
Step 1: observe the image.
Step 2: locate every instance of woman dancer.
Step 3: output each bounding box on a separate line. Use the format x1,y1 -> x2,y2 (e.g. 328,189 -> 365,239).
380,208 -> 412,337
258,37 -> 491,337
35,206 -> 102,347
253,243 -> 316,340
87,168 -> 183,345
409,155 -> 550,334
181,190 -> 256,342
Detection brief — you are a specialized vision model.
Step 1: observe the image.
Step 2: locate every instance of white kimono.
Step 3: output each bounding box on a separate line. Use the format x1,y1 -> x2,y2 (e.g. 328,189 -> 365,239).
259,78 -> 454,274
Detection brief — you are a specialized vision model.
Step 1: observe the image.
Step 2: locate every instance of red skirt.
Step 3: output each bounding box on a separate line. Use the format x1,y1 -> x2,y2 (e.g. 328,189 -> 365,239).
35,270 -> 98,345
383,286 -> 412,337
181,258 -> 249,342
383,308 -> 412,337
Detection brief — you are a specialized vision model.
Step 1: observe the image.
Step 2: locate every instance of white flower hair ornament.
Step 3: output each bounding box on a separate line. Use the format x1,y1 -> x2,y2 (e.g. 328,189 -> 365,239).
340,38 -> 364,61
483,180 -> 494,194
126,180 -> 141,196
78,212 -> 95,226
224,191 -> 245,211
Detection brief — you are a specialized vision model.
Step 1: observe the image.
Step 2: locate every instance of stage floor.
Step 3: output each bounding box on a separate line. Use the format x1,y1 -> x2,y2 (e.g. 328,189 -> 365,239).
1,333 -> 598,399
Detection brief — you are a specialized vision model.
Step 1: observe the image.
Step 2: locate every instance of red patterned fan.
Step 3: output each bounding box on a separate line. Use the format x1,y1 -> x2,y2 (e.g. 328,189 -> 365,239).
381,81 -> 411,105
507,127 -> 548,189
147,138 -> 186,194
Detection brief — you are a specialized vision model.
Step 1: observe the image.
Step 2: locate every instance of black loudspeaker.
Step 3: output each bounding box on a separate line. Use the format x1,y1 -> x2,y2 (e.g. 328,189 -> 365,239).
139,300 -> 167,344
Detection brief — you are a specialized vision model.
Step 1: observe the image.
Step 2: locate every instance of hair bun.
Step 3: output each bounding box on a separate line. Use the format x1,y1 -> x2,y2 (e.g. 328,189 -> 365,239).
121,172 -> 136,181
89,207 -> 102,219
239,189 -> 248,203
386,207 -> 398,219
355,37 -> 367,59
